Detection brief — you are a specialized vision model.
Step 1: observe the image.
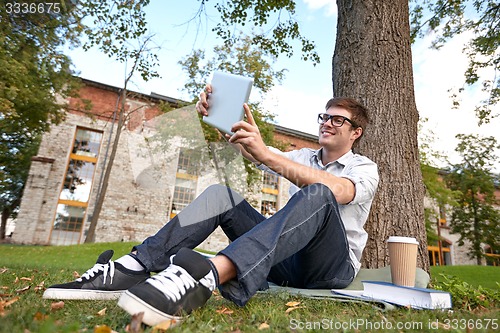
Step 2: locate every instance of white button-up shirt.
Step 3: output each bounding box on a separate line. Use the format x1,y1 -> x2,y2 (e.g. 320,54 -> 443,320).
259,147 -> 379,274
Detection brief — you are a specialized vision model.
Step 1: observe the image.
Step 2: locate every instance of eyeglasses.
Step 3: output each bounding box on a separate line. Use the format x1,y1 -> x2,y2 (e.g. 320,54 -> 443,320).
317,113 -> 358,128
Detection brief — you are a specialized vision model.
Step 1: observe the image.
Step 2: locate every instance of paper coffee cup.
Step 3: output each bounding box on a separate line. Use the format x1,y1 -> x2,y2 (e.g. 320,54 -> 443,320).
387,236 -> 419,287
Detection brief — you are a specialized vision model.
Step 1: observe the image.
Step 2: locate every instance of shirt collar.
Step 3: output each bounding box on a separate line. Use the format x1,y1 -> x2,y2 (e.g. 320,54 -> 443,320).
313,148 -> 354,168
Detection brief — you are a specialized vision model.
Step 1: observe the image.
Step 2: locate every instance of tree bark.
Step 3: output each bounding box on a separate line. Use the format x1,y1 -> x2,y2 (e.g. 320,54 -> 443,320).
0,207 -> 8,240
333,0 -> 429,271
84,89 -> 126,243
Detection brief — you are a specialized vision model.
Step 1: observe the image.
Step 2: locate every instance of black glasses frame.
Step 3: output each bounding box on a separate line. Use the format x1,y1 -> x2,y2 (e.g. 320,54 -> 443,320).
317,113 -> 358,128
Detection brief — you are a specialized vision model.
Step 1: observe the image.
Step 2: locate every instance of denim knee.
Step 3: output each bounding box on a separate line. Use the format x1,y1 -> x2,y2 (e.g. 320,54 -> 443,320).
204,184 -> 230,196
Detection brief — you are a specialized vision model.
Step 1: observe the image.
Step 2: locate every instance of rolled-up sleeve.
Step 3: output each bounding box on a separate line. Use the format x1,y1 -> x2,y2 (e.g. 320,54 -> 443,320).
341,158 -> 379,205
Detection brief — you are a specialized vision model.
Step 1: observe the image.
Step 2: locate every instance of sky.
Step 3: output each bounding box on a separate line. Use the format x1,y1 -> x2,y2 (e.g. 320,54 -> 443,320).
66,0 -> 500,172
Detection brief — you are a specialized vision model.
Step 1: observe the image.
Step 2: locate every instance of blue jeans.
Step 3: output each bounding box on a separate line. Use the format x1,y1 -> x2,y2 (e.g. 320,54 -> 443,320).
134,183 -> 354,306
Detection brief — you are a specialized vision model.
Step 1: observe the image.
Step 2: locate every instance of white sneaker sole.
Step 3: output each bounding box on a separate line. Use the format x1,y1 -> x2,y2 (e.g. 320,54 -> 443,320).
42,288 -> 123,300
117,290 -> 184,327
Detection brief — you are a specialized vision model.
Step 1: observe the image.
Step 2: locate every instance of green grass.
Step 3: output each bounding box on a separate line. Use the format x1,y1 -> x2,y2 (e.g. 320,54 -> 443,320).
1,242 -> 137,270
1,243 -> 499,332
430,265 -> 499,290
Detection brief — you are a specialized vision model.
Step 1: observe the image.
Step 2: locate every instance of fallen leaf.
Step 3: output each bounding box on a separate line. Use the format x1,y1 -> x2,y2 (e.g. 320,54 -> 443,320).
0,268 -> 8,274
34,281 -> 45,292
285,301 -> 301,307
0,296 -> 20,317
212,289 -> 223,300
215,307 -> 234,315
20,277 -> 32,281
15,285 -> 31,294
50,301 -> 65,311
94,325 -> 113,333
437,321 -> 451,330
258,322 -> 270,330
97,307 -> 107,316
285,306 -> 304,314
152,319 -> 177,331
73,271 -> 80,279
33,311 -> 48,321
3,297 -> 20,306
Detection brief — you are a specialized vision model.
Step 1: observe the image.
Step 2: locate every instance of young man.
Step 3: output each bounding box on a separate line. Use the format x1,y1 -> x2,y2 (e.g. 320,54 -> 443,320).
43,92 -> 379,327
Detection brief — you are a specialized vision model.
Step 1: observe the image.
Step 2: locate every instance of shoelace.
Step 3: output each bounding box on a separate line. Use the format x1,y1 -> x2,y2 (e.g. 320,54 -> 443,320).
76,260 -> 115,285
146,264 -> 197,302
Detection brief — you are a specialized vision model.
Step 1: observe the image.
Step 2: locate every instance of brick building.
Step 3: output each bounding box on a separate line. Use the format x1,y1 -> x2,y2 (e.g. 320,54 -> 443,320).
426,192 -> 500,267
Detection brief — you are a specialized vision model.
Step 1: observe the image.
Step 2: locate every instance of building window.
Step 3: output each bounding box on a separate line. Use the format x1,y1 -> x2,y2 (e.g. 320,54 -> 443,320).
170,149 -> 199,218
428,240 -> 452,266
485,246 -> 499,266
49,128 -> 102,245
261,172 -> 279,217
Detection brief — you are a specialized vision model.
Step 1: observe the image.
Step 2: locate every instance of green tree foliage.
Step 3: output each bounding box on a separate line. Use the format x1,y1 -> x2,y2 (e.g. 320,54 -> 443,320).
1,0 -> 160,240
445,134 -> 500,264
205,0 -> 320,64
0,0 -> 83,237
0,0 -> 82,128
0,127 -> 41,239
410,0 -> 500,124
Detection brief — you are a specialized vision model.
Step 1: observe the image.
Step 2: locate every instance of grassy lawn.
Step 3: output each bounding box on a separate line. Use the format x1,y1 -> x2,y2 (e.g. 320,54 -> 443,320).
1,242 -> 499,332
430,265 -> 499,290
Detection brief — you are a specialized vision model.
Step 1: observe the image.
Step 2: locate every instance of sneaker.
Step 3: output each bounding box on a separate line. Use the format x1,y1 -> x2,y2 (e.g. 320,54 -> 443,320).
118,248 -> 216,327
43,250 -> 150,300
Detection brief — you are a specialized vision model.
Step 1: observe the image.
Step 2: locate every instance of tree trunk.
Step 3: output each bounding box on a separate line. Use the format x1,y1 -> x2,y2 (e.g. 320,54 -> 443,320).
472,199 -> 482,265
0,207 -> 9,239
333,0 -> 429,271
84,89 -> 126,243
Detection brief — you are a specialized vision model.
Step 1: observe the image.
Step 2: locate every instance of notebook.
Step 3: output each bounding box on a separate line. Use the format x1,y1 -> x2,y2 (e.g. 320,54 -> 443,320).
202,71 -> 253,134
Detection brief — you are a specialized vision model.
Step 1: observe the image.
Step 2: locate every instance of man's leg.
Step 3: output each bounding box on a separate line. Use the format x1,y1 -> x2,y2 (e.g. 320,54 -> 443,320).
117,183 -> 266,326
133,184 -> 265,272
217,183 -> 354,306
118,183 -> 352,326
118,184 -> 354,325
44,184 -> 263,301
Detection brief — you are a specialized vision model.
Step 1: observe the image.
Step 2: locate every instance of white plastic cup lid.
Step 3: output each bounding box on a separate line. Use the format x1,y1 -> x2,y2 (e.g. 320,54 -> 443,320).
387,236 -> 419,245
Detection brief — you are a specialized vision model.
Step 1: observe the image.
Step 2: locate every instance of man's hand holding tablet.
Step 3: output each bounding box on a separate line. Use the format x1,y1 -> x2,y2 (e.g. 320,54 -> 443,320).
199,71 -> 253,135
196,72 -> 268,164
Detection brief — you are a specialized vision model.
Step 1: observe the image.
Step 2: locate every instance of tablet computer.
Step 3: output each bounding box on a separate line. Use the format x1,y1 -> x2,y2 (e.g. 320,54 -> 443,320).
202,71 -> 253,134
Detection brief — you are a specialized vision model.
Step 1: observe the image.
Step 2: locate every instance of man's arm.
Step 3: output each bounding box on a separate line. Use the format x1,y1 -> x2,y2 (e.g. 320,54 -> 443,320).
229,105 -> 356,205
258,151 -> 355,205
196,88 -> 356,204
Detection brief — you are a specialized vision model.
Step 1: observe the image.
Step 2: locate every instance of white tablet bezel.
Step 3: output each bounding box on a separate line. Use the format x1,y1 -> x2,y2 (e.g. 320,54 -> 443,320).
202,71 -> 253,134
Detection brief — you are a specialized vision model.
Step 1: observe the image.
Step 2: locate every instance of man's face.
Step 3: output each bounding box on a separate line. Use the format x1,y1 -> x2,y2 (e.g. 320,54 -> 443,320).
318,107 -> 360,151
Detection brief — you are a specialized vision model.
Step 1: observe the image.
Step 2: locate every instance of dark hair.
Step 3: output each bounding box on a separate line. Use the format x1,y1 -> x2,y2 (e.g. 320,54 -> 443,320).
324,97 -> 370,145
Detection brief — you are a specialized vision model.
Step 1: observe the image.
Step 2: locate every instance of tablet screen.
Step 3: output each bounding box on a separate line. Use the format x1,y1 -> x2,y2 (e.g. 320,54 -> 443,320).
202,72 -> 253,134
